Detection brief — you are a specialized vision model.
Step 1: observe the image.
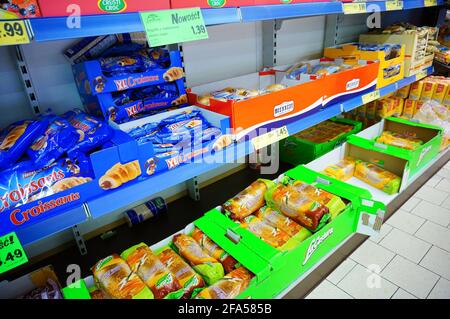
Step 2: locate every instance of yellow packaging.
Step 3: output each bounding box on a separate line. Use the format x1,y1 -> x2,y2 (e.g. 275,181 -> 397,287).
420,81 -> 437,102
402,99 -> 416,119
409,81 -> 424,101
322,157 -> 356,181
366,101 -> 377,123
354,161 -> 401,195
444,87 -> 450,107
377,98 -> 396,118
396,85 -> 411,99
393,98 -> 404,117
415,101 -> 424,115
431,82 -> 448,104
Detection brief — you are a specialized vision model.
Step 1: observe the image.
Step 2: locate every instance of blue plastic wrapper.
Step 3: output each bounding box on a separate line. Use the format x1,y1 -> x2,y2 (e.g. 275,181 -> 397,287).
0,153 -> 93,213
100,43 -> 145,58
27,115 -> 80,166
127,122 -> 160,144
100,51 -> 157,77
0,119 -> 50,171
63,109 -> 114,154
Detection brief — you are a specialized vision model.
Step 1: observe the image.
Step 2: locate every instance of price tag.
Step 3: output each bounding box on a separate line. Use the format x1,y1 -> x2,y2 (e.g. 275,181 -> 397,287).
0,20 -> 30,46
251,126 -> 289,150
342,3 -> 367,14
0,232 -> 28,275
385,0 -> 403,11
140,8 -> 209,47
362,90 -> 381,104
415,69 -> 428,81
424,0 -> 437,6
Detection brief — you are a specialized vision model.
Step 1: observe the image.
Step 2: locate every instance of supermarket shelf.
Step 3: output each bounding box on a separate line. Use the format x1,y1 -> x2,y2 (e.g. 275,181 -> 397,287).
27,0 -> 444,42
17,66 -> 434,247
29,8 -> 241,42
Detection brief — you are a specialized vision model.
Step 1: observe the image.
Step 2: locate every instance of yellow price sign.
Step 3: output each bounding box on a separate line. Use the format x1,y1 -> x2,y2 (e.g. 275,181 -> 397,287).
342,2 -> 367,14
362,90 -> 381,104
385,0 -> 403,11
424,0 -> 437,6
251,126 -> 289,150
0,20 -> 30,46
415,69 -> 428,81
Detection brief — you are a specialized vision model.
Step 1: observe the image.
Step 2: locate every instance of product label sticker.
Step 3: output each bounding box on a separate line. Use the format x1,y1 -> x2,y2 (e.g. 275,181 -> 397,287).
0,232 -> 28,275
140,8 -> 209,47
415,69 -> 428,81
251,126 -> 289,150
0,20 -> 30,46
424,0 -> 437,6
361,90 -> 380,104
342,3 -> 367,14
385,0 -> 403,10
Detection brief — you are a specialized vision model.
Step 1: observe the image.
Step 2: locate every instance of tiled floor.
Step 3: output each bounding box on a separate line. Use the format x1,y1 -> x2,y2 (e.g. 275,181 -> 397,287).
306,161 -> 450,299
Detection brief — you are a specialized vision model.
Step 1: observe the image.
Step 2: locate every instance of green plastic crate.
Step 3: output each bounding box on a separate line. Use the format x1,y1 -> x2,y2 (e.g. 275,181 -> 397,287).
280,117 -> 363,165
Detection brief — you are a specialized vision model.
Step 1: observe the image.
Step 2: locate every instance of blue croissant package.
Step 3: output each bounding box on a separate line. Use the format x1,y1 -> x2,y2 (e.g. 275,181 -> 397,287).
0,153 -> 93,213
100,43 -> 145,58
27,115 -> 80,166
0,119 -> 50,171
62,109 -> 114,154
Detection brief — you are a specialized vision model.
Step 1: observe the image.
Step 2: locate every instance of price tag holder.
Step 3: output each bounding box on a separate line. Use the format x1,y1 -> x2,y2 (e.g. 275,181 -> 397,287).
0,232 -> 28,275
140,8 -> 209,47
385,0 -> 403,11
342,3 -> 367,14
362,90 -> 381,104
415,69 -> 428,81
424,0 -> 437,6
0,20 -> 30,46
251,126 -> 289,151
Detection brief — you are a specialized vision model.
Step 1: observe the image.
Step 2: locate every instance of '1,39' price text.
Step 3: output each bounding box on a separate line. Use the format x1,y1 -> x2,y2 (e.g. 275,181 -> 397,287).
191,25 -> 207,35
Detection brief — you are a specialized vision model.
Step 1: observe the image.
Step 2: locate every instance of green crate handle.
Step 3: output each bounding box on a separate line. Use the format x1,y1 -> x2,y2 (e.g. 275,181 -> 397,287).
374,142 -> 388,150
315,176 -> 331,186
225,228 -> 242,244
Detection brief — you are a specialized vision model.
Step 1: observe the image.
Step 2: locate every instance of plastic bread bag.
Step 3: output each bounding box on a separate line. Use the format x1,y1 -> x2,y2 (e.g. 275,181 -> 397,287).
255,206 -> 308,238
127,122 -> 160,144
222,179 -> 275,220
99,50 -> 158,77
191,228 -> 238,274
194,267 -> 253,299
375,131 -> 423,150
158,248 -> 205,299
92,254 -> 154,299
354,160 -> 401,195
27,115 -> 81,166
289,180 -> 347,220
322,157 -> 356,181
265,183 -> 330,232
172,234 -> 224,286
413,101 -> 450,150
121,243 -> 183,299
62,109 -> 114,154
238,215 -> 293,249
0,153 -> 93,212
0,119 -> 49,171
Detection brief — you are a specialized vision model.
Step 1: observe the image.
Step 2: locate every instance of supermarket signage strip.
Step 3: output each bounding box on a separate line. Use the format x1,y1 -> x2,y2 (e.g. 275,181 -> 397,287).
0,232 -> 28,275
26,0 -> 445,42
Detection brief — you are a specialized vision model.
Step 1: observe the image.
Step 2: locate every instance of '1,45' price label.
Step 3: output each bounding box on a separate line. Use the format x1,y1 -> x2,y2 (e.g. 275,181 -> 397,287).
0,20 -> 30,46
140,8 -> 209,47
0,232 -> 28,275
362,90 -> 381,104
252,126 -> 289,150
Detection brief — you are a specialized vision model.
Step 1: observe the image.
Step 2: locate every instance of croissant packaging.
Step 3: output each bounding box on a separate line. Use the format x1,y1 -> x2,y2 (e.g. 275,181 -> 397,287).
350,117 -> 443,176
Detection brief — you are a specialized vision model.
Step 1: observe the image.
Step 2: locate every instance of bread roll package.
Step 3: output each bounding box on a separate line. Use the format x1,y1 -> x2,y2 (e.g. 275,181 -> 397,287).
223,179 -> 275,220
191,228 -> 238,273
92,254 -> 154,299
194,267 -> 253,299
158,248 -> 205,299
354,160 -> 401,195
239,215 -> 292,248
375,131 -> 423,150
172,234 -> 224,286
265,184 -> 330,232
322,157 -> 356,181
121,243 -> 183,299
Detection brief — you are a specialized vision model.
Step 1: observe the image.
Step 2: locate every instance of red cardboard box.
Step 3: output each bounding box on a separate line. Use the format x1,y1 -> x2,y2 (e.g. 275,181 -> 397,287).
38,0 -> 170,17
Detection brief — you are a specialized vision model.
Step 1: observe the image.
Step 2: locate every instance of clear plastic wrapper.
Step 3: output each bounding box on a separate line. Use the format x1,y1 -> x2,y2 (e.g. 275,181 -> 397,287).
239,215 -> 291,248
322,157 -> 356,181
375,131 -> 423,150
354,160 -> 401,195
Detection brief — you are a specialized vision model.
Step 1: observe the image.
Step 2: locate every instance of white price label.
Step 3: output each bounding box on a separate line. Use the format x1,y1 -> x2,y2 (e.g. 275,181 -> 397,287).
362,90 -> 381,104
251,126 -> 289,150
385,0 -> 403,10
342,3 -> 367,14
415,69 -> 428,81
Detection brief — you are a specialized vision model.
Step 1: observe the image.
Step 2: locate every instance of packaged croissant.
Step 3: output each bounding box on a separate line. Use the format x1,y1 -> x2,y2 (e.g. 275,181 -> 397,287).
158,248 -> 205,299
194,267 -> 253,299
223,179 -> 275,220
322,157 -> 356,181
354,160 -> 401,195
98,160 -> 141,190
191,228 -> 238,274
172,234 -> 224,286
239,215 -> 292,249
0,119 -> 49,171
375,131 -> 423,150
121,243 -> 183,299
92,254 -> 154,299
255,206 -> 312,243
265,183 -> 330,232
290,180 -> 346,220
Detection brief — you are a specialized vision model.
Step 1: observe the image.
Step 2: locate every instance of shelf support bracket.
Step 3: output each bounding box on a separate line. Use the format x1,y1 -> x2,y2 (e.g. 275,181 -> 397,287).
186,176 -> 201,201
15,45 -> 41,116
72,225 -> 88,256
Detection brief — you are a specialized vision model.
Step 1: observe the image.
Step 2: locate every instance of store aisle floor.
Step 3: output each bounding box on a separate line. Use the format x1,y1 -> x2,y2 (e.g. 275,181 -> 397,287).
306,160 -> 450,299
